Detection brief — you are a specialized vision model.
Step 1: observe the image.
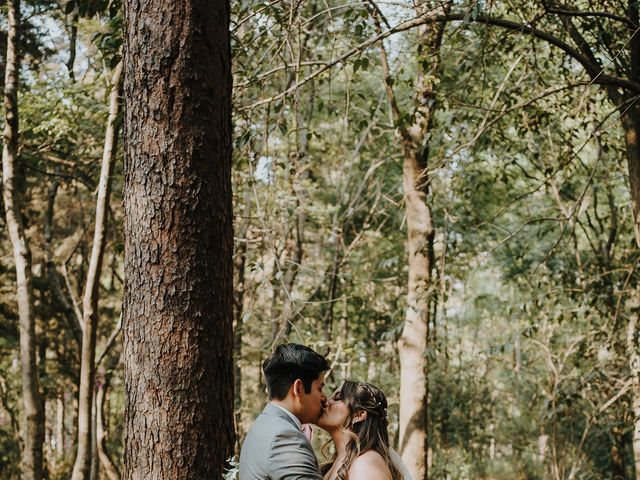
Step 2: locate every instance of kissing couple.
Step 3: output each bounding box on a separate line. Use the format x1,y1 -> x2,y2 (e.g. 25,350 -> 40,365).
239,343 -> 411,480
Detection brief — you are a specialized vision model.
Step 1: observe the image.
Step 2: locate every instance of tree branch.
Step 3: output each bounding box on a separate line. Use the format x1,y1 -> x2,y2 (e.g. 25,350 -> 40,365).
95,313 -> 122,369
61,262 -> 84,332
545,7 -> 637,29
239,8 -> 640,111
238,1 -> 454,110
444,13 -> 640,93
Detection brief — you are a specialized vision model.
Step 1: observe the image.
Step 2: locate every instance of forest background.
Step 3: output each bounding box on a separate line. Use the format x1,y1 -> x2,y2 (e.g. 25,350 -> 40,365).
0,0 -> 639,479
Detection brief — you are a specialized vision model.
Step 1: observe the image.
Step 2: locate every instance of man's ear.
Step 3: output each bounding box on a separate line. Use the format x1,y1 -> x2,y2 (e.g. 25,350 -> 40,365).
352,410 -> 367,425
292,379 -> 304,399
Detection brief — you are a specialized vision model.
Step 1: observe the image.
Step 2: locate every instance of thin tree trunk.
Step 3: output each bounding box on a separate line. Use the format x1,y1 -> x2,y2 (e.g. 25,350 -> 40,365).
66,4 -> 78,80
0,374 -> 23,456
37,339 -> 47,477
43,176 -> 82,345
121,0 -> 235,476
55,396 -> 65,467
2,0 -> 45,477
90,392 -> 99,480
271,36 -> 312,342
322,240 -> 342,342
621,109 -> 640,250
611,424 -> 625,479
95,320 -> 121,480
96,378 -> 120,480
272,213 -> 304,341
240,359 -> 264,438
43,176 -> 58,259
71,60 -> 123,480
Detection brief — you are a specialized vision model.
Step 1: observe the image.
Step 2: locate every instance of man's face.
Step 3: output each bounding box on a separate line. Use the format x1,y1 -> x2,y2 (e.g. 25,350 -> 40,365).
298,372 -> 326,424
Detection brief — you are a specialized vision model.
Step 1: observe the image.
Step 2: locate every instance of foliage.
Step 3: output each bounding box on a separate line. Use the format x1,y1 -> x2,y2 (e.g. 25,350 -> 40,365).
1,0 -> 639,478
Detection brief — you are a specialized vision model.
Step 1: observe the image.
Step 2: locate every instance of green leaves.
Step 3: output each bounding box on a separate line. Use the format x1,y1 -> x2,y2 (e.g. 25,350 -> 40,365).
353,56 -> 370,73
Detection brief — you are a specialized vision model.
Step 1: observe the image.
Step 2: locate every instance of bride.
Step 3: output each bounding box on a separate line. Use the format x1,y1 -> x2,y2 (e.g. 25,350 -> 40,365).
317,380 -> 411,480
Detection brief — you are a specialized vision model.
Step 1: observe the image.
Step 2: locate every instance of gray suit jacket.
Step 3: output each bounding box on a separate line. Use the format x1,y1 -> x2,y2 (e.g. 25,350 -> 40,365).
239,404 -> 322,480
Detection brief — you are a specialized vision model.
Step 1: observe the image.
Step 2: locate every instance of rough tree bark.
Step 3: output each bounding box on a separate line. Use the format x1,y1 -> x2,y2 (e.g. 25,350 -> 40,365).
71,60 -> 123,480
1,0 -> 45,477
122,0 -> 235,477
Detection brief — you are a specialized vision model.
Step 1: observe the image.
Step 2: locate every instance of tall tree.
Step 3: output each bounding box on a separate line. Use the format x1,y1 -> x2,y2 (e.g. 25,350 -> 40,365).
2,0 -> 45,478
121,0 -> 235,477
369,2 -> 449,478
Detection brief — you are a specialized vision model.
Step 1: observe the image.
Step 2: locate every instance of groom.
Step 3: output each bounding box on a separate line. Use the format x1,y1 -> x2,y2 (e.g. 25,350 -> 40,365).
239,343 -> 330,480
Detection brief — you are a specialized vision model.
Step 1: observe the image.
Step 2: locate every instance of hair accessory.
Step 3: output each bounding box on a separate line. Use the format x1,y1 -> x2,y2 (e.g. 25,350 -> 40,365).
372,400 -> 388,419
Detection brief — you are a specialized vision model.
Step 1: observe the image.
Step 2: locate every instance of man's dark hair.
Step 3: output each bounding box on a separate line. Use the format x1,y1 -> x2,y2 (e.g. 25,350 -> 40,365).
262,344 -> 330,400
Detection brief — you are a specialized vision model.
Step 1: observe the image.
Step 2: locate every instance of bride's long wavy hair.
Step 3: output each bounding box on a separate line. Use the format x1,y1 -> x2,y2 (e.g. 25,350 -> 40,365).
320,380 -> 403,480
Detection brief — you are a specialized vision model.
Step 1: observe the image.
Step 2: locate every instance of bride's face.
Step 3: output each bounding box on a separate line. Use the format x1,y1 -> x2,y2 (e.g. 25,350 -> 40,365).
317,389 -> 350,431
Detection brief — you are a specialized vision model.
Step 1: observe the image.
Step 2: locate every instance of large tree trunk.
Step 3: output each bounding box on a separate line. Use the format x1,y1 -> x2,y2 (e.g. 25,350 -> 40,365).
121,0 -> 235,477
71,60 -> 123,480
1,0 -> 45,478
